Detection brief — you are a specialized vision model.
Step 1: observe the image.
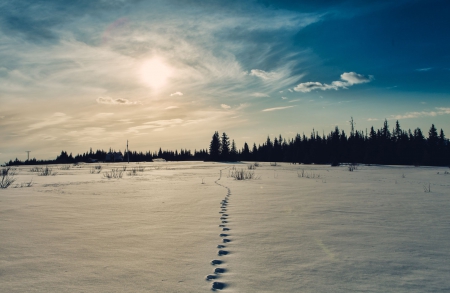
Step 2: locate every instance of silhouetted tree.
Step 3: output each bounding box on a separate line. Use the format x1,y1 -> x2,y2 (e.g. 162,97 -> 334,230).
220,132 -> 230,161
209,131 -> 221,161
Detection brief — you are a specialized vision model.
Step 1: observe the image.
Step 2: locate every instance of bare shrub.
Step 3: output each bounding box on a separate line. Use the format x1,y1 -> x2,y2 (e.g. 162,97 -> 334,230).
248,164 -> 256,170
348,163 -> 358,172
0,167 -> 17,188
14,179 -> 33,188
89,166 -> 102,174
230,169 -> 259,180
298,169 -> 319,179
254,162 -> 260,167
270,162 -> 277,167
59,165 -> 71,170
103,168 -> 124,179
30,166 -> 42,172
38,166 -> 55,176
423,183 -> 431,193
23,179 -> 33,187
127,166 -> 145,176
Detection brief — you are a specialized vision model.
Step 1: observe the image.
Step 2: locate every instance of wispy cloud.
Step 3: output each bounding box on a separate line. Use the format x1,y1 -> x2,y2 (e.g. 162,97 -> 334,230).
251,92 -> 270,98
170,92 -> 183,96
96,97 -> 140,105
221,104 -> 231,109
390,107 -> 450,120
165,106 -> 179,110
250,69 -> 282,80
262,106 -> 295,112
416,67 -> 432,72
127,119 -> 184,133
27,112 -> 70,131
293,72 -> 374,93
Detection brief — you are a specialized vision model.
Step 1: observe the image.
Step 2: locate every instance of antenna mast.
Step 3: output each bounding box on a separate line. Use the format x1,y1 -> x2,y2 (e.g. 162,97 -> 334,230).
26,151 -> 31,161
127,140 -> 129,164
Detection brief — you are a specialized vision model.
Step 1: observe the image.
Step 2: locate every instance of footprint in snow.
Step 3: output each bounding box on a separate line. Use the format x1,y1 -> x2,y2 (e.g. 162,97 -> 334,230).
206,274 -> 217,280
218,250 -> 229,256
214,268 -> 226,274
212,281 -> 226,290
211,259 -> 223,265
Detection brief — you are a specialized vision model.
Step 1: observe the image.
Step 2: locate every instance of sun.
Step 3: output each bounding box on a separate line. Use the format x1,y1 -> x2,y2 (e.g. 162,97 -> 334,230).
140,57 -> 173,89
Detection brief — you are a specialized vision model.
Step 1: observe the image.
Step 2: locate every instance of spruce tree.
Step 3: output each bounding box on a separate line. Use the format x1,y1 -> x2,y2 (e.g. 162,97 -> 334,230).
230,139 -> 237,161
209,131 -> 221,161
220,132 -> 230,161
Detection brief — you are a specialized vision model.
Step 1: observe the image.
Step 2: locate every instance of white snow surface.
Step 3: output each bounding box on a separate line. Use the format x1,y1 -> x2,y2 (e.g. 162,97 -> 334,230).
1,162 -> 449,292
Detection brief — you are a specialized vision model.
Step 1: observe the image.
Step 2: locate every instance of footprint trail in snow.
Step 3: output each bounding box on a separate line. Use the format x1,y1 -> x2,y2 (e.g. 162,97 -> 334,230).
205,167 -> 234,291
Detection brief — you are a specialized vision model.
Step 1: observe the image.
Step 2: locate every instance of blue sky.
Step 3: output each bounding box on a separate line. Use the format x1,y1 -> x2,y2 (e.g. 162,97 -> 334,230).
0,0 -> 449,162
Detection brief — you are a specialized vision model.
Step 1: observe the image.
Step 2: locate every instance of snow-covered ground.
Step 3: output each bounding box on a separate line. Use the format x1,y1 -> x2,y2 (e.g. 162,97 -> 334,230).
1,162 -> 449,292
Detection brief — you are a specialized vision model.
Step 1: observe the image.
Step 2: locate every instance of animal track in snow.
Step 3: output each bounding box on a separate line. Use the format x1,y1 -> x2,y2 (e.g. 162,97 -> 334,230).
214,268 -> 226,274
212,282 -> 226,290
208,167 -> 235,291
206,274 -> 217,280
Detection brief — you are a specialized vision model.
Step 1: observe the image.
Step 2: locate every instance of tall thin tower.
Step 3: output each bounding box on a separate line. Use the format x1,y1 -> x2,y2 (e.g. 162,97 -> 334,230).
127,140 -> 129,164
26,151 -> 31,161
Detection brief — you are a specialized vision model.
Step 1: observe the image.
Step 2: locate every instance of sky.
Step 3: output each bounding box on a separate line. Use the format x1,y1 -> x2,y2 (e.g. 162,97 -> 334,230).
1,0 -> 449,163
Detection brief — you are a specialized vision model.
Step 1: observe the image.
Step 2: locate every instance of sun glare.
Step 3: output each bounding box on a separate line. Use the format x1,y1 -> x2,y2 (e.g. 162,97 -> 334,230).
140,57 -> 173,89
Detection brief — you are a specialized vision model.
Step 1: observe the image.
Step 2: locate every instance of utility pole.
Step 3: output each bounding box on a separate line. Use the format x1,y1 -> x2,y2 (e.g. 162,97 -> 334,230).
26,151 -> 31,161
127,140 -> 129,164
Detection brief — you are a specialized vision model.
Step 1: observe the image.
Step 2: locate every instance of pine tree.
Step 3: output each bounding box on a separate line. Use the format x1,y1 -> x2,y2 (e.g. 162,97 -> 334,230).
220,132 -> 230,161
242,142 -> 250,161
209,131 -> 221,161
230,139 -> 237,161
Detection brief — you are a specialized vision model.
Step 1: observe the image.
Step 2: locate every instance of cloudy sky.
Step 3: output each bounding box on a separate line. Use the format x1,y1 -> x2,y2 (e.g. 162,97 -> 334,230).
1,0 -> 449,162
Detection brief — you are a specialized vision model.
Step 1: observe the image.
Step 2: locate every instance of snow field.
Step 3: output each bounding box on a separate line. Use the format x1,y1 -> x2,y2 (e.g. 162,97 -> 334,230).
1,162 -> 449,292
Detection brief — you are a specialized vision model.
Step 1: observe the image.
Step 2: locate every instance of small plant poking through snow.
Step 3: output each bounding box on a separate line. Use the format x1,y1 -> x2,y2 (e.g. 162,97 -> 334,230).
0,167 -> 17,189
423,183 -> 431,193
348,164 -> 357,172
13,179 -> 33,188
38,166 -> 55,176
127,166 -> 145,176
103,168 -> 124,179
270,162 -> 277,167
298,169 -> 320,179
230,169 -> 259,180
248,164 -> 256,170
90,165 -> 102,174
59,165 -> 71,170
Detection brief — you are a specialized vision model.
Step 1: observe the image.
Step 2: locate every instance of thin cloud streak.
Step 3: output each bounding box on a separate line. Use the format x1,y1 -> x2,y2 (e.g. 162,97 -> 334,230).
293,72 -> 374,93
262,106 -> 295,112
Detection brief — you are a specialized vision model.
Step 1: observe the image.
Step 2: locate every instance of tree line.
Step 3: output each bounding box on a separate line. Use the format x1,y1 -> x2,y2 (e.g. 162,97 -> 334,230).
5,120 -> 450,167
